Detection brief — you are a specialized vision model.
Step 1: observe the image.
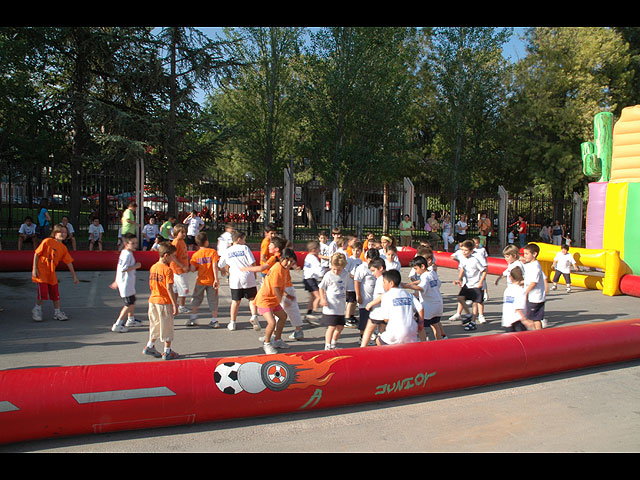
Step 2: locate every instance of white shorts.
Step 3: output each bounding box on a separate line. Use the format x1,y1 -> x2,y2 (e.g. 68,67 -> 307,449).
173,273 -> 190,297
281,286 -> 302,327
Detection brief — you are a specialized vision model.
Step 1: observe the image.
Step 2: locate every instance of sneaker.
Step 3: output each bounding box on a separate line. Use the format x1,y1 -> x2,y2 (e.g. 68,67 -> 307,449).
272,338 -> 290,349
449,313 -> 461,321
249,315 -> 261,331
53,310 -> 68,321
142,345 -> 162,358
461,314 -> 473,325
125,317 -> 142,327
32,306 -> 43,322
227,321 -> 237,331
185,318 -> 197,326
263,342 -> 277,354
208,320 -> 220,328
178,306 -> 190,314
345,317 -> 357,328
566,287 -> 571,293
550,284 -> 557,291
324,344 -> 335,350
289,329 -> 304,341
477,314 -> 486,324
464,321 -> 477,331
162,350 -> 180,360
112,323 -> 128,333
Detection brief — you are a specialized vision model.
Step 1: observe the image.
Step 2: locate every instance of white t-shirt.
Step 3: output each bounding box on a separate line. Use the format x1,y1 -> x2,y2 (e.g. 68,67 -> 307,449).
368,276 -> 386,320
116,249 -> 136,297
378,287 -> 423,345
502,259 -> 525,285
303,253 -> 323,281
345,256 -> 362,292
319,269 -> 349,315
218,243 -> 257,289
217,231 -> 233,256
502,283 -> 526,327
459,255 -> 486,288
456,221 -> 467,235
19,223 -> 36,236
319,241 -> 331,269
353,262 -> 377,309
384,256 -> 401,272
523,260 -> 546,304
553,252 -> 576,274
142,223 -> 159,240
62,222 -> 74,235
88,223 -> 104,241
418,269 -> 443,320
186,216 -> 204,236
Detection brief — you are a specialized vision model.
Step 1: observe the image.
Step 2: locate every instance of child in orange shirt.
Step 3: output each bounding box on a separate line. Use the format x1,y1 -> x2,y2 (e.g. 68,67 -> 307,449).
188,232 -> 220,328
254,248 -> 297,354
31,224 -> 78,322
144,242 -> 179,360
259,223 -> 277,277
170,224 -> 190,314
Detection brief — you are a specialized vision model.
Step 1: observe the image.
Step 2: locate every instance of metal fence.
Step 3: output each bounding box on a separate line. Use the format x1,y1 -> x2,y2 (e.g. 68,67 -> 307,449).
1,166 -> 582,251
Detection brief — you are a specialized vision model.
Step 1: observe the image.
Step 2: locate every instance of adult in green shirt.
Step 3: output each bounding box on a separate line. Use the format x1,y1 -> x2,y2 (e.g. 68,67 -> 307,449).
121,201 -> 138,235
399,214 -> 414,247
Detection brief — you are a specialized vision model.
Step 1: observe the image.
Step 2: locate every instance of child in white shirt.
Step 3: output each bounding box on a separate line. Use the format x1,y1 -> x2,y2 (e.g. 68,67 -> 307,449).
452,239 -> 487,331
376,269 -> 424,346
354,249 -> 380,344
303,240 -> 324,320
109,233 -> 142,332
88,218 -> 104,251
551,244 -> 576,292
360,257 -> 387,347
319,252 -> 350,350
405,253 -> 447,340
495,244 -> 524,287
345,241 -> 363,327
501,265 -> 531,332
522,243 -> 546,330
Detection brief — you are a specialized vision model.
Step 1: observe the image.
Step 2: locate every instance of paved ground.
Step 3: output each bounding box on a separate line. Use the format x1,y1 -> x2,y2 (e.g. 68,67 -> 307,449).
1,260 -> 639,452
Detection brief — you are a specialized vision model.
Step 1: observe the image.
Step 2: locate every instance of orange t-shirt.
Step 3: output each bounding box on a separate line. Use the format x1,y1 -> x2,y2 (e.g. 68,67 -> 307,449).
255,260 -> 287,309
170,238 -> 189,274
264,255 -> 292,287
149,261 -> 174,304
32,238 -> 73,285
260,236 -> 272,269
190,247 -> 220,286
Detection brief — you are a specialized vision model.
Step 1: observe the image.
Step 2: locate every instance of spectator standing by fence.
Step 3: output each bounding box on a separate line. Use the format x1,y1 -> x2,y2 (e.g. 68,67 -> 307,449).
399,214 -> 414,247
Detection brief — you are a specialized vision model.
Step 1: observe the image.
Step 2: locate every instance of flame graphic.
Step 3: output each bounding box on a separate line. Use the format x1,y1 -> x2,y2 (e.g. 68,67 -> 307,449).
215,352 -> 350,390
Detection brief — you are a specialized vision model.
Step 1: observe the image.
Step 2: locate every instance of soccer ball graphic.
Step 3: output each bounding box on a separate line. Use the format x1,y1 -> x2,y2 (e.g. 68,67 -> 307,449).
214,361 -> 244,395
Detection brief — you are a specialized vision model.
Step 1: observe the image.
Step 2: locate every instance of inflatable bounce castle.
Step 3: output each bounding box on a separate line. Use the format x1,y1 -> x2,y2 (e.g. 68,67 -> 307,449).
534,105 -> 640,295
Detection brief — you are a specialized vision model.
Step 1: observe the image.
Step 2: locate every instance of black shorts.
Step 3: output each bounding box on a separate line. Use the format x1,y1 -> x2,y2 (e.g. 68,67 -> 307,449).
504,321 -> 527,332
358,308 -> 370,331
186,235 -> 196,245
303,278 -> 319,292
526,301 -> 545,322
122,295 -> 136,306
459,285 -> 484,304
231,286 -> 257,301
346,291 -> 356,303
424,316 -> 441,327
322,314 -> 345,326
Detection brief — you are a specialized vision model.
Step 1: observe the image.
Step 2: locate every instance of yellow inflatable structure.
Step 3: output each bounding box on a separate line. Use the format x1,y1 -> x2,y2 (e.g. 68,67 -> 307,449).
533,242 -> 631,296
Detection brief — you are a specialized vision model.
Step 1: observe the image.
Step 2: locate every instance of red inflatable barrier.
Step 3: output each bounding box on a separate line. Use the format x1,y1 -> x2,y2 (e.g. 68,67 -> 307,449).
1,318 -> 639,445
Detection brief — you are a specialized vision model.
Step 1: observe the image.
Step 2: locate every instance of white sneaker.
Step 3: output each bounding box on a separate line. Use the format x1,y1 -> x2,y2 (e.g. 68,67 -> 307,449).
32,306 -> 43,322
53,310 -> 68,321
125,317 -> 142,327
477,314 -> 486,324
289,329 -> 304,340
550,285 -> 557,291
449,313 -> 461,321
263,342 -> 277,354
209,319 -> 220,328
185,318 -> 197,326
178,306 -> 190,314
112,323 -> 128,333
566,287 -> 571,293
249,315 -> 261,331
227,321 -> 237,331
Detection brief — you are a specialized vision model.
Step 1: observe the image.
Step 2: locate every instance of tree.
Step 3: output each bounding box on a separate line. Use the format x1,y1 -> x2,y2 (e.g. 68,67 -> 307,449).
505,27 -> 631,217
416,27 -> 512,216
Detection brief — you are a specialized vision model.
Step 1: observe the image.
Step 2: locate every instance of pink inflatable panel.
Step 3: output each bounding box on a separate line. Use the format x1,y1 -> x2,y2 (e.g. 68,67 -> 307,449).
586,182 -> 607,249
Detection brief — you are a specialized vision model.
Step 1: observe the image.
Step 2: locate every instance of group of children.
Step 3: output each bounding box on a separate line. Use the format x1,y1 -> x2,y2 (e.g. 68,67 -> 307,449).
28,217 -> 579,360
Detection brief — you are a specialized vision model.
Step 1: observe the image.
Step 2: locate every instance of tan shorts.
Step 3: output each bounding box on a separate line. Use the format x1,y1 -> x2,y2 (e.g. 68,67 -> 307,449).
148,303 -> 174,343
191,284 -> 219,311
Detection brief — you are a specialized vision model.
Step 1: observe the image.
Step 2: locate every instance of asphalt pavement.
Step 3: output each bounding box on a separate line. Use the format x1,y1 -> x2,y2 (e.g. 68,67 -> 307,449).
1,259 -> 639,452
